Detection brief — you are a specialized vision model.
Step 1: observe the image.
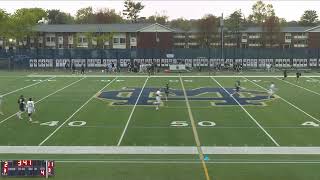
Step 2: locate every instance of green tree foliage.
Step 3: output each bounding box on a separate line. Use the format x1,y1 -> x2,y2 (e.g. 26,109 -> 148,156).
248,0 -> 275,24
76,7 -> 95,24
169,18 -> 192,31
47,9 -> 74,24
299,10 -> 319,26
9,8 -> 47,44
123,0 -> 144,23
95,8 -> 123,24
197,14 -> 219,48
146,12 -> 168,25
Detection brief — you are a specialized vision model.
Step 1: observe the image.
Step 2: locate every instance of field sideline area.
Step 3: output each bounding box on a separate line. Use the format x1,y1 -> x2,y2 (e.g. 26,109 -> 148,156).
1,70 -> 320,179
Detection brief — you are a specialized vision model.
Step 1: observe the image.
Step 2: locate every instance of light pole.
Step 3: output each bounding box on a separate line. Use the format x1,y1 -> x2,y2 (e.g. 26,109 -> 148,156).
220,13 -> 224,62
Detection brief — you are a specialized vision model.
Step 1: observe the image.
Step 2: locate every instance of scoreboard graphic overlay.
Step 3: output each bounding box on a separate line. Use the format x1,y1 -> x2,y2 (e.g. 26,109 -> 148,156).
1,160 -> 54,178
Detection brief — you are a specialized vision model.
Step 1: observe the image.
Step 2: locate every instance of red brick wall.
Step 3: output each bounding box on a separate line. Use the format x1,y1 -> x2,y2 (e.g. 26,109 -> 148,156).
309,32 -> 320,48
137,32 -> 173,49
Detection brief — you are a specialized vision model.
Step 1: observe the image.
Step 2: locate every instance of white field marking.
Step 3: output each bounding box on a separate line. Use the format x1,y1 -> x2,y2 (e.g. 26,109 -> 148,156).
55,160 -> 320,164
27,75 -> 320,78
244,77 -> 320,124
38,78 -> 116,146
0,77 -> 86,125
117,77 -> 149,146
3,146 -> 320,154
305,77 -> 320,83
0,76 -> 55,97
179,76 -> 211,180
211,77 -> 280,147
275,77 -> 320,96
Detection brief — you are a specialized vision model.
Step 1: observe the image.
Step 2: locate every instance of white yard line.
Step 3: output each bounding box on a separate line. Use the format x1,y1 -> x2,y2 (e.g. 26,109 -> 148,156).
2,146 -> 320,154
117,77 -> 149,146
211,77 -> 280,147
0,76 -> 55,97
38,78 -> 117,146
275,77 -> 320,96
0,77 -> 86,125
244,77 -> 320,124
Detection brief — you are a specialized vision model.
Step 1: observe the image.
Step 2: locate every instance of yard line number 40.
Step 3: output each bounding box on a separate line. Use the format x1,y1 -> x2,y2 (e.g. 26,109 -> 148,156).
170,121 -> 216,127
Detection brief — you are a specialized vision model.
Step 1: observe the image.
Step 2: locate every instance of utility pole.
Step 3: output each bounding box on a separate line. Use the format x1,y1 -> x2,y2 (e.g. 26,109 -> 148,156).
220,13 -> 224,61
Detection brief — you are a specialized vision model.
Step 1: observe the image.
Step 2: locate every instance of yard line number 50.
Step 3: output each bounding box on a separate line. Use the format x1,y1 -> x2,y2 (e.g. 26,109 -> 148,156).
170,121 -> 215,127
40,121 -> 87,127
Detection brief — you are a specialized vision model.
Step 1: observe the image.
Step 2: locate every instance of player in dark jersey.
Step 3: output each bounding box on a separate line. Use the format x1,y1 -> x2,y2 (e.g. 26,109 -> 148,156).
164,83 -> 170,101
17,95 -> 25,120
283,70 -> 287,80
296,71 -> 301,82
231,80 -> 241,96
81,64 -> 85,75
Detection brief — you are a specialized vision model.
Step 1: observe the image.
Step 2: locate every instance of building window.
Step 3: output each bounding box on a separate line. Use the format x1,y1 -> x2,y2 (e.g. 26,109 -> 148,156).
58,44 -> 63,49
113,38 -> 119,44
68,44 -> 72,49
120,38 -> 125,44
38,43 -> 42,48
46,37 -> 55,43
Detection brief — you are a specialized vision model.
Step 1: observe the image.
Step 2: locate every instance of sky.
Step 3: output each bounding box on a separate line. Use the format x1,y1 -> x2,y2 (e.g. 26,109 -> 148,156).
1,0 -> 320,21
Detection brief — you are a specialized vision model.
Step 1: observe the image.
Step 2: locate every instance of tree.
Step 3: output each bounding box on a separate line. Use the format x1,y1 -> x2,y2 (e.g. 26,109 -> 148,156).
225,10 -> 245,47
8,8 -> 47,46
47,9 -> 74,24
123,0 -> 144,23
0,9 -> 10,37
262,15 -> 281,47
197,14 -> 219,48
169,18 -> 191,31
95,8 -> 123,24
299,10 -> 319,26
76,7 -> 95,24
146,12 -> 168,25
248,0 -> 275,24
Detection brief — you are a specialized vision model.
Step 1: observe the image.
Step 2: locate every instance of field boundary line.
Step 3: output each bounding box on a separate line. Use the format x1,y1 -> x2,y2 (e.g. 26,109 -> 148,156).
211,77 -> 280,147
1,76 -> 55,97
56,160 -> 320,164
0,77 -> 86,125
275,77 -> 320,96
2,146 -> 320,154
117,77 -> 149,146
27,75 -> 320,78
38,77 -> 117,146
179,76 -> 211,180
244,77 -> 320,123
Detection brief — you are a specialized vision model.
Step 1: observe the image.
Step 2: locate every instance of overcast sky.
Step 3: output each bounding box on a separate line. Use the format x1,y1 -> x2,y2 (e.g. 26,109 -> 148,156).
1,0 -> 320,21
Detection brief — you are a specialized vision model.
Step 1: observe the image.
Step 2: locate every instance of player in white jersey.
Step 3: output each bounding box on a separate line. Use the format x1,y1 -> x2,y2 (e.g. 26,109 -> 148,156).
26,98 -> 35,122
268,82 -> 277,99
153,90 -> 162,110
0,95 -> 3,115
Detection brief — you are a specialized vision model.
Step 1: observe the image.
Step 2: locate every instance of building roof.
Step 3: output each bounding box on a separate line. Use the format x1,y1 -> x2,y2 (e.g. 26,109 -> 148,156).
33,23 -> 155,33
33,23 -> 318,33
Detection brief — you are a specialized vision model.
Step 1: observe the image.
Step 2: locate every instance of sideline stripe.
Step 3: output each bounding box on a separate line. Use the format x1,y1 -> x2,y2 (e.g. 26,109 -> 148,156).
244,77 -> 320,124
275,77 -> 320,96
28,75 -> 320,78
179,76 -> 211,180
117,77 -> 149,146
211,77 -> 280,147
38,77 -> 117,146
2,146 -> 320,154
1,76 -> 55,97
56,160 -> 320,164
0,77 -> 86,125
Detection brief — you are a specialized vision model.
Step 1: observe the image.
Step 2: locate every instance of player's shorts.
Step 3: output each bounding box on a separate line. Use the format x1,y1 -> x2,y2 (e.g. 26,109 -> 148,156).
235,87 -> 240,92
19,107 -> 25,112
268,90 -> 274,95
27,108 -> 34,114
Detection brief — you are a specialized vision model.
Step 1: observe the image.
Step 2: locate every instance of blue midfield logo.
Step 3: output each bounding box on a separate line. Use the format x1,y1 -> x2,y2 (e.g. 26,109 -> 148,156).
97,87 -> 275,106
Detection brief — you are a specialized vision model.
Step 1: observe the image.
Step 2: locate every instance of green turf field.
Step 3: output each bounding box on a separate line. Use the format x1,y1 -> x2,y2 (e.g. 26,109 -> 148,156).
1,71 -> 320,179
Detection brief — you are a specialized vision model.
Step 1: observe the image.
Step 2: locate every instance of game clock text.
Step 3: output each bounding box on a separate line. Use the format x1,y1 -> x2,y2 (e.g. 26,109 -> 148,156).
1,160 -> 54,177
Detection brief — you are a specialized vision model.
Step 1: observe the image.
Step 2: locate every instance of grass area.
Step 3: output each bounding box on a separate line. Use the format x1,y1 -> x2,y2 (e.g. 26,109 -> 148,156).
0,71 -> 320,179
